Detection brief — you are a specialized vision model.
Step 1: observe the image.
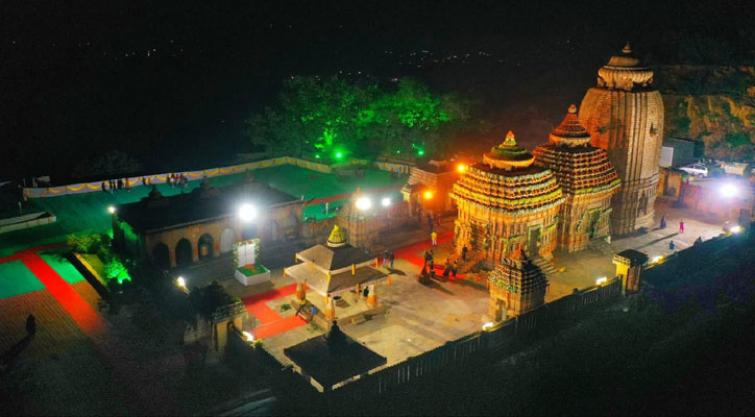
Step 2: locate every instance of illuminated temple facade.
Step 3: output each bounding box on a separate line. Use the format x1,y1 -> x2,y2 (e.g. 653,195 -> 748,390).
579,43 -> 664,235
533,105 -> 621,252
451,131 -> 564,263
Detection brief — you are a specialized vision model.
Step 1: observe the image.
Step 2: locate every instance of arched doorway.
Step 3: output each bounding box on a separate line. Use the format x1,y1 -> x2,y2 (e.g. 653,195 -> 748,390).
175,238 -> 193,267
198,234 -> 214,260
152,243 -> 170,270
220,228 -> 235,254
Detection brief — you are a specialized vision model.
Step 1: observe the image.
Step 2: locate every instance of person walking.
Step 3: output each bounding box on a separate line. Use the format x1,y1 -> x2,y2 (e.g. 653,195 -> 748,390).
382,250 -> 389,268
26,314 -> 36,337
679,219 -> 685,234
461,245 -> 468,262
389,251 -> 395,269
660,215 -> 667,229
431,230 -> 438,246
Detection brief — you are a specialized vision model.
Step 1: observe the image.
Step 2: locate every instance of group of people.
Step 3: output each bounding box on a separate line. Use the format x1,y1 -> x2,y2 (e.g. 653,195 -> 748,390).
659,215 -> 685,234
167,173 -> 189,188
101,178 -> 131,193
419,249 -> 459,281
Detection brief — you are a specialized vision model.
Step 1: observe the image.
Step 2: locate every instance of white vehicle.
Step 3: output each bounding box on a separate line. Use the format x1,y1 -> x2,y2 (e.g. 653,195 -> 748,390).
679,163 -> 708,177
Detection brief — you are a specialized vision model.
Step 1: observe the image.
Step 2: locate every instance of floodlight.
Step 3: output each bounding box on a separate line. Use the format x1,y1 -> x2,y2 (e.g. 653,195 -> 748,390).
355,196 -> 372,211
107,205 -> 116,214
595,276 -> 608,286
720,183 -> 739,198
238,203 -> 258,222
381,197 -> 392,207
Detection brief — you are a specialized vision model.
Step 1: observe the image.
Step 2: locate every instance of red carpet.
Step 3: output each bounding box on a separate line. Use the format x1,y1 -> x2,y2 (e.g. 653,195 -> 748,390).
243,283 -> 306,339
20,253 -> 106,337
393,231 -> 464,278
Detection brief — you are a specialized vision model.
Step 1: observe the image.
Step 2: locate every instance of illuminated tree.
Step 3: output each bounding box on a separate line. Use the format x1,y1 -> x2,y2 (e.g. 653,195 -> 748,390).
244,76 -> 470,160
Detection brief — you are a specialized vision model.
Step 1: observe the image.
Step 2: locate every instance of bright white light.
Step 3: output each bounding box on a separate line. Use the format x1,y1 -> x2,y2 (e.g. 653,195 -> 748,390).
242,330 -> 255,342
720,183 -> 739,198
381,197 -> 392,207
107,205 -> 116,214
176,276 -> 186,288
355,196 -> 372,211
651,255 -> 664,264
482,321 -> 494,331
595,276 -> 608,286
731,225 -> 743,234
238,203 -> 258,222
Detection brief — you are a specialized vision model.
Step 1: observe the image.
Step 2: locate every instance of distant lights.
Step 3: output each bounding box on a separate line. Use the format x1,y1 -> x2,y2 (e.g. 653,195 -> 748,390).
730,225 -> 743,234
651,255 -> 664,264
595,276 -> 608,286
482,322 -> 495,331
176,276 -> 187,290
107,205 -> 116,214
381,197 -> 392,207
242,330 -> 255,342
456,163 -> 467,174
423,190 -> 434,200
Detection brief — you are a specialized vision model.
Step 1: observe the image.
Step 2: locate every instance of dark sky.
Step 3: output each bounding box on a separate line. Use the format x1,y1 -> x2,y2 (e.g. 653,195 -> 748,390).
1,0 -> 752,179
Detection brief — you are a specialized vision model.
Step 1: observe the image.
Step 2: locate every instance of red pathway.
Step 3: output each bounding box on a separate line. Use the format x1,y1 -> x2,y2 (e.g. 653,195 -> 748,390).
243,283 -> 307,339
393,230 -> 465,279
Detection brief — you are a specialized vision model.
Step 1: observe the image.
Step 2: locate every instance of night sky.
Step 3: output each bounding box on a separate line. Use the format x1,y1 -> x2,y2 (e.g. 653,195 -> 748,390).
1,0 -> 752,179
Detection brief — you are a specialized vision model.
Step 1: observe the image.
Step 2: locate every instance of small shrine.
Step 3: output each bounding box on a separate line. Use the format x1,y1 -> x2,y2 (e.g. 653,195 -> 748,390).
487,249 -> 548,321
533,104 -> 621,252
284,225 -> 388,322
451,131 -> 564,263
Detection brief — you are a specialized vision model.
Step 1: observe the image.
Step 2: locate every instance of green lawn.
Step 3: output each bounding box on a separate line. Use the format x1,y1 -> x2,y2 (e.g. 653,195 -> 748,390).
0,164 -> 403,256
0,260 -> 44,299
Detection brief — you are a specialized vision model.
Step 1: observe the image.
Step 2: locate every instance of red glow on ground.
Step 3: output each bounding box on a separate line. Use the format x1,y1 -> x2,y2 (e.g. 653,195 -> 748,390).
242,283 -> 307,339
20,253 -> 106,337
393,231 -> 464,280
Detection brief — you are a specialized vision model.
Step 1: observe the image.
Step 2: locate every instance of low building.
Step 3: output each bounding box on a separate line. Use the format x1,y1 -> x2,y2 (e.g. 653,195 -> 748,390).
112,177 -> 304,269
402,160 -> 461,217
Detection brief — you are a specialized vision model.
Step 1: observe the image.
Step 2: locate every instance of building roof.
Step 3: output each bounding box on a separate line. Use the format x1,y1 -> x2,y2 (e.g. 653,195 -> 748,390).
597,43 -> 654,90
296,243 -> 374,271
117,178 -> 300,233
533,105 -> 621,196
285,262 -> 387,296
614,249 -> 649,265
483,131 -> 536,170
283,323 -> 387,389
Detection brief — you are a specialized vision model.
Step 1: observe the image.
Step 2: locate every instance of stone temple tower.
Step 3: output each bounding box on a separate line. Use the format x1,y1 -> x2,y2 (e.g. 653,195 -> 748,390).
579,43 -> 664,235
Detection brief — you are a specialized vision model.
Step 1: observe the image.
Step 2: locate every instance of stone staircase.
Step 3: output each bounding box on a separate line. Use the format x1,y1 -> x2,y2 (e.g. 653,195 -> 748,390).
588,238 -> 615,256
530,256 -> 558,278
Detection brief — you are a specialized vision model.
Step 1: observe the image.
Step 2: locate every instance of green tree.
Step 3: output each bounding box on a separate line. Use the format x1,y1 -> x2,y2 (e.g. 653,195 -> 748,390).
243,76 -> 470,161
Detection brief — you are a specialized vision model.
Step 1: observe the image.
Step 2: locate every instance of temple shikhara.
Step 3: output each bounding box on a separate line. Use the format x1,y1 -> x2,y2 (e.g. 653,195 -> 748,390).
533,104 -> 621,252
451,131 -> 564,263
579,43 -> 664,235
487,249 -> 548,320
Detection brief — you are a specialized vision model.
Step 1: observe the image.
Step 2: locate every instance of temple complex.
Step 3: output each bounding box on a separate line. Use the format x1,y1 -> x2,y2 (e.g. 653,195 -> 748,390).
451,131 -> 564,263
533,104 -> 621,252
579,43 -> 664,235
487,249 -> 548,321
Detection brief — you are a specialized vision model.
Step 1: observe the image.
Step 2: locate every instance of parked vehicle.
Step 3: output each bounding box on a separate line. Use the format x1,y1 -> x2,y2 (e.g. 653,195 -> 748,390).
679,163 -> 709,177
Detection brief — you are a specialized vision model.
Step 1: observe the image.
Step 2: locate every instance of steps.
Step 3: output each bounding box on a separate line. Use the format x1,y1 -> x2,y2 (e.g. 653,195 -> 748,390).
530,256 -> 558,278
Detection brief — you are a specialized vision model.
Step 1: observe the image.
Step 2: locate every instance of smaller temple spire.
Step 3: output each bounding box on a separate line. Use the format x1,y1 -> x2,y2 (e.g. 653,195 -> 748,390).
622,42 -> 632,54
327,225 -> 347,248
503,130 -> 517,146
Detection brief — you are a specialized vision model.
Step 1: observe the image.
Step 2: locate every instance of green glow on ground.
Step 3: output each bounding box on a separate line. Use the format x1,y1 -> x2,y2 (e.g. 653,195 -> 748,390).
40,252 -> 85,284
0,261 -> 44,299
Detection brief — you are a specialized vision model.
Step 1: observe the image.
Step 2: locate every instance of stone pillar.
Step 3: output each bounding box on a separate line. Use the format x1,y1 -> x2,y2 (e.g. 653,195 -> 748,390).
613,249 -> 648,295
366,284 -> 377,308
324,296 -> 336,320
296,282 -> 307,302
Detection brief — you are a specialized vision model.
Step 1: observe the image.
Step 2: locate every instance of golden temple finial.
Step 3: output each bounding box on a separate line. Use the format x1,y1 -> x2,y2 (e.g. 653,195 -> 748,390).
622,42 -> 632,54
503,130 -> 517,146
567,104 -> 578,114
327,225 -> 347,247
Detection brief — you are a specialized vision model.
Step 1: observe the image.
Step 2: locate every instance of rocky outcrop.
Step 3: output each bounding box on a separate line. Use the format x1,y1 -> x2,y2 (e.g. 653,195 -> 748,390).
657,65 -> 755,161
